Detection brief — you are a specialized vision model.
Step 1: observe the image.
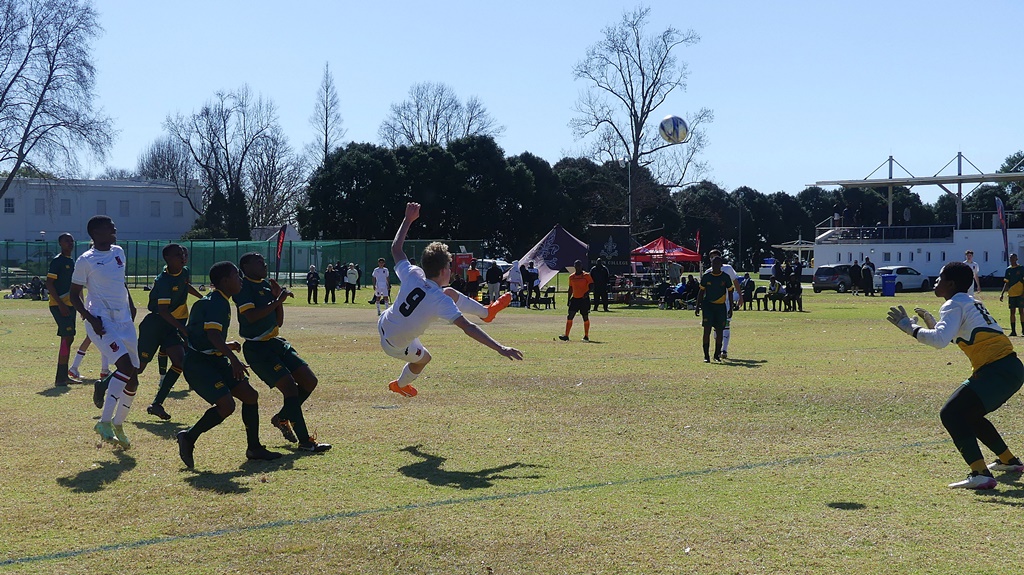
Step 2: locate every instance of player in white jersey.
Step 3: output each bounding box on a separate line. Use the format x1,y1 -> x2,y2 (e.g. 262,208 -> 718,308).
370,258 -> 391,316
378,202 -> 519,397
964,249 -> 981,296
887,261 -> 1024,490
69,216 -> 140,449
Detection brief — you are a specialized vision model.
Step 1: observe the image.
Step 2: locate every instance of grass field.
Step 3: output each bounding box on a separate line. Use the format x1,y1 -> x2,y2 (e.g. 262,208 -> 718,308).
3,287 -> 1024,574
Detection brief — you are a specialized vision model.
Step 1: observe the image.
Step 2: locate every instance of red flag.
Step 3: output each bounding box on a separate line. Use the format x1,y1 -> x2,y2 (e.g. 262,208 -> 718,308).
275,224 -> 287,260
274,224 -> 287,281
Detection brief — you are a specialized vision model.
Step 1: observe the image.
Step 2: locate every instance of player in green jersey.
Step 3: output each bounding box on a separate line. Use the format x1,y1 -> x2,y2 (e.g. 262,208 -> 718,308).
175,261 -> 281,469
999,253 -> 1024,336
46,233 -> 78,386
235,252 -> 330,453
695,255 -> 734,363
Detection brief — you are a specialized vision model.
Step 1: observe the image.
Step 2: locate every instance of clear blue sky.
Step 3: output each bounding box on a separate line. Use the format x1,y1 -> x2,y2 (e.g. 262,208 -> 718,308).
90,0 -> 1023,206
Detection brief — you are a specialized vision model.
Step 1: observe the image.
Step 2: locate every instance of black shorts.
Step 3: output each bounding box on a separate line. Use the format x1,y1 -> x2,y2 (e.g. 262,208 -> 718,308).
49,305 -> 76,337
568,296 -> 590,320
242,337 -> 308,387
137,313 -> 184,365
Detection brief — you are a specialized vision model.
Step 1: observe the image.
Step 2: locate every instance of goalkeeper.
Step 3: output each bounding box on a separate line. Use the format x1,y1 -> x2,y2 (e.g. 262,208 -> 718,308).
887,261 -> 1024,490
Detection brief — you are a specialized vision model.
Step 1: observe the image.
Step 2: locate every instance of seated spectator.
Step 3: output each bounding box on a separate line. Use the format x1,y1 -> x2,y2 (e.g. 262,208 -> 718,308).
682,275 -> 699,301
28,276 -> 43,300
768,277 -> 786,311
13,285 -> 25,299
741,273 -> 755,310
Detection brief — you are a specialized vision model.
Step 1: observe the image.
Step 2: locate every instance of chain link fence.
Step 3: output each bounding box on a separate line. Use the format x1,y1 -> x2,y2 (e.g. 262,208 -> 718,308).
1,239 -> 483,288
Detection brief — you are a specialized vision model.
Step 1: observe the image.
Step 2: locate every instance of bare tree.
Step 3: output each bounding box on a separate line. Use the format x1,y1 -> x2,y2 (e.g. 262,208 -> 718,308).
307,62 -> 346,169
96,166 -> 134,179
571,5 -> 711,181
165,86 -> 276,239
379,82 -> 504,147
247,125 -> 307,227
136,135 -> 201,214
0,0 -> 114,198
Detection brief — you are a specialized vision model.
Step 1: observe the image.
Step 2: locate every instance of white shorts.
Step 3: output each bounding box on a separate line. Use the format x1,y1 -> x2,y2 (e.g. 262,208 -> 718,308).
375,288 -> 389,299
85,317 -> 140,369
380,334 -> 428,363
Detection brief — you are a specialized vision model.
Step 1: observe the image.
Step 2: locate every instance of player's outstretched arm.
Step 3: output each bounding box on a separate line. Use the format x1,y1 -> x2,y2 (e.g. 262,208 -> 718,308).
391,202 -> 421,264
454,316 -> 524,361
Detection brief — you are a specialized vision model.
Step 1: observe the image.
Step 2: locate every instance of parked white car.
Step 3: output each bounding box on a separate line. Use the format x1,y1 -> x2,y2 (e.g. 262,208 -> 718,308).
873,266 -> 932,293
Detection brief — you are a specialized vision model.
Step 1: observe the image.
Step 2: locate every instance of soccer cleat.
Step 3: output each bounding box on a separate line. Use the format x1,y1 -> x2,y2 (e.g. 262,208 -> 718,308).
558,335 -> 569,341
388,380 -> 417,397
176,430 -> 195,469
94,421 -> 118,446
68,367 -> 82,380
483,293 -> 513,323
713,354 -> 722,362
270,414 -> 298,443
147,403 -> 171,421
948,471 -> 997,490
99,371 -> 110,380
298,440 -> 333,453
93,376 -> 109,409
66,371 -> 83,384
987,458 -> 1024,473
721,351 -> 728,359
111,424 -> 131,450
582,336 -> 590,342
1011,332 -> 1019,337
245,445 -> 283,461
703,356 -> 711,363
55,379 -> 70,387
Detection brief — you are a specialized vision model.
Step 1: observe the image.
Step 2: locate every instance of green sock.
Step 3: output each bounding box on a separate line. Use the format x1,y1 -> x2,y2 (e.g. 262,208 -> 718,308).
284,396 -> 310,443
153,368 -> 181,405
187,407 -> 225,441
241,402 -> 261,449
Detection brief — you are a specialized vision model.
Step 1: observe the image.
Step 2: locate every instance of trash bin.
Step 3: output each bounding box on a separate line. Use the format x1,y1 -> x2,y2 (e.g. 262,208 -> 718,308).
881,274 -> 897,297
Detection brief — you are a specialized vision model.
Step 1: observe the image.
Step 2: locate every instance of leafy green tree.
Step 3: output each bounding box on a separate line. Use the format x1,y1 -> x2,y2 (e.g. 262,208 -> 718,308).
552,157 -> 621,231
673,180 -> 731,257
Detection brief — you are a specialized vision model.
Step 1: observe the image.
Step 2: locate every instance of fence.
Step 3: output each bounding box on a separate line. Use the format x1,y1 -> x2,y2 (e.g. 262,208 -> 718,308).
0,239 -> 483,288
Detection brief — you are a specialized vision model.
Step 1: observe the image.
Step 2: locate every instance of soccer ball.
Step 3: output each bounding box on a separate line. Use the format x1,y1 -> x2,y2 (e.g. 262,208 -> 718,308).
659,115 -> 689,144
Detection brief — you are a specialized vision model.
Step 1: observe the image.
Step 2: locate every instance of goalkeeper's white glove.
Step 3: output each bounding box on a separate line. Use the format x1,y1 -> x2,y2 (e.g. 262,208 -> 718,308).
887,305 -> 919,337
914,307 -> 937,329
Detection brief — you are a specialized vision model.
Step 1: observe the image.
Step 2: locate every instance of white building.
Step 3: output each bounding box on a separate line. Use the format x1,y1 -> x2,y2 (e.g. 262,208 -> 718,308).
0,178 -> 202,241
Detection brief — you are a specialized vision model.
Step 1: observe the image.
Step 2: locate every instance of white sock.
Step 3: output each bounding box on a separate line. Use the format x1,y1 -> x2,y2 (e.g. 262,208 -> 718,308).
454,292 -> 488,318
101,373 -> 129,422
112,387 -> 136,425
101,356 -> 110,374
398,364 -> 419,386
71,350 -> 86,371
722,327 -> 731,352
376,300 -> 382,314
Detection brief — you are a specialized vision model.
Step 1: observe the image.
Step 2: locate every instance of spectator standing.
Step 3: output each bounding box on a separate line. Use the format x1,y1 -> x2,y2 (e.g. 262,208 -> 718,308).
861,263 -> 875,296
526,261 -> 541,309
323,264 -> 340,304
508,260 -> 523,306
305,265 -> 320,305
466,260 -> 481,301
590,258 -> 610,312
345,263 -> 359,303
850,260 -> 862,296
485,261 -> 503,304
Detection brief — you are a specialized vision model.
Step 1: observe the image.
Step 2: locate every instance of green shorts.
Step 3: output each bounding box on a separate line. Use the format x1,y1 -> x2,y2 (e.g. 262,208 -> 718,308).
242,337 -> 308,388
49,305 -> 76,338
701,303 -> 728,330
183,350 -> 246,404
137,313 -> 184,365
1009,295 -> 1024,309
964,353 -> 1024,412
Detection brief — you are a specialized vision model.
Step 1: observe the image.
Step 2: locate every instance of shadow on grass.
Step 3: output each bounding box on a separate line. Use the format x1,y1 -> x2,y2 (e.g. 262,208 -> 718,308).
398,444 -> 545,490
183,455 -> 296,494
133,419 -> 188,440
37,385 -> 72,397
56,450 -> 136,493
827,501 -> 866,510
722,358 -> 768,369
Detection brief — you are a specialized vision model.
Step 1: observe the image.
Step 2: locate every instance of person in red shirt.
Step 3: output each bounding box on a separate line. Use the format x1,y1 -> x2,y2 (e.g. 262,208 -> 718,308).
559,260 -> 594,342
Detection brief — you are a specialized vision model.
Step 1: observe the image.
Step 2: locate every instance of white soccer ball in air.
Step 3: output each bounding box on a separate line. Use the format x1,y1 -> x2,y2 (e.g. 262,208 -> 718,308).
658,115 -> 689,144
